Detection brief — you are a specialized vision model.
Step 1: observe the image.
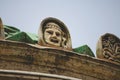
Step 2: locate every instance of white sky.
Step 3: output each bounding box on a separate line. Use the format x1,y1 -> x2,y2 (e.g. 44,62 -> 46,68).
0,0 -> 120,55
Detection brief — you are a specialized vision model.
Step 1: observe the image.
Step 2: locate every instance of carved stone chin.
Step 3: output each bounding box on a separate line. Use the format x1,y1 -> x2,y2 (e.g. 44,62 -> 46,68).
96,33 -> 120,64
38,17 -> 72,51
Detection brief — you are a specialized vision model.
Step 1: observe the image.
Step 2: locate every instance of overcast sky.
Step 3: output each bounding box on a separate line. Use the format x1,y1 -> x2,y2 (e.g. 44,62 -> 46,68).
0,0 -> 120,55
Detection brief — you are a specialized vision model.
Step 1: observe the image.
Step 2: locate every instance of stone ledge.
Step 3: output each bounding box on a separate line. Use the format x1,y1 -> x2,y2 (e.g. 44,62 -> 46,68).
0,69 -> 81,80
0,40 -> 120,80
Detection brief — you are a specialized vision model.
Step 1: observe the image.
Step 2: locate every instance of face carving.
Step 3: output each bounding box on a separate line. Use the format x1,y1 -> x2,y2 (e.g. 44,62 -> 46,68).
38,17 -> 72,50
44,22 -> 62,47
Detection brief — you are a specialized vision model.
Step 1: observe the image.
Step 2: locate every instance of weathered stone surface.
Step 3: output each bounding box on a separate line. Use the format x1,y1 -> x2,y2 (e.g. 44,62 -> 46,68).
0,40 -> 120,80
0,69 -> 81,80
38,17 -> 72,51
0,18 -> 5,39
96,33 -> 120,64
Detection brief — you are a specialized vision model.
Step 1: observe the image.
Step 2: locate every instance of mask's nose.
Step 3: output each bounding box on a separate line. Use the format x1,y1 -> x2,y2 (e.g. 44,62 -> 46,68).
52,32 -> 57,38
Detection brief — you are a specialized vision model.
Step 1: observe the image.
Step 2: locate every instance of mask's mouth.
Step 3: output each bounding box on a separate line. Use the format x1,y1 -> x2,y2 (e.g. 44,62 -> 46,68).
50,38 -> 59,43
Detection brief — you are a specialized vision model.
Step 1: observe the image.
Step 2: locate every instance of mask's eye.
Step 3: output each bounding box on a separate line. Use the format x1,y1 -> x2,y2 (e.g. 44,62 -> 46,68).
47,24 -> 50,27
47,30 -> 53,35
56,32 -> 60,36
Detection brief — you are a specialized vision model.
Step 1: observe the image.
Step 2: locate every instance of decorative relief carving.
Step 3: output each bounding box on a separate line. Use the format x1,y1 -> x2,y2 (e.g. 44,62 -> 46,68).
96,33 -> 120,64
38,17 -> 72,50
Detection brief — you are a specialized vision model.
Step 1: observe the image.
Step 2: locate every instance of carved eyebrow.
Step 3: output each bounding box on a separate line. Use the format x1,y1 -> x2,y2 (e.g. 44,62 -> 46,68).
47,30 -> 53,34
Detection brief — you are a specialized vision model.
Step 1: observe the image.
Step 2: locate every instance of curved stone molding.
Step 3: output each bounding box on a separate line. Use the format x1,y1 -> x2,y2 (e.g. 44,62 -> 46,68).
0,40 -> 120,80
0,18 -> 5,39
38,17 -> 72,51
96,33 -> 120,64
0,69 -> 81,80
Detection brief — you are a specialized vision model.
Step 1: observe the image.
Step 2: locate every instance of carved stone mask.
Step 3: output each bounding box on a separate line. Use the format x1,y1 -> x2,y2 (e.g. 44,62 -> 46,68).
38,17 -> 72,50
44,22 -> 62,47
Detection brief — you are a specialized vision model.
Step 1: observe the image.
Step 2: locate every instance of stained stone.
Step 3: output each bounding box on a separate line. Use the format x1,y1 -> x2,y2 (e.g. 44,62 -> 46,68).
0,18 -> 5,39
96,33 -> 120,64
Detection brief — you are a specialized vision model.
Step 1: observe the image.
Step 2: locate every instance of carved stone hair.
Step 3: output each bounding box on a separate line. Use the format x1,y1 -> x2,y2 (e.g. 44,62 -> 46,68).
38,17 -> 72,50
